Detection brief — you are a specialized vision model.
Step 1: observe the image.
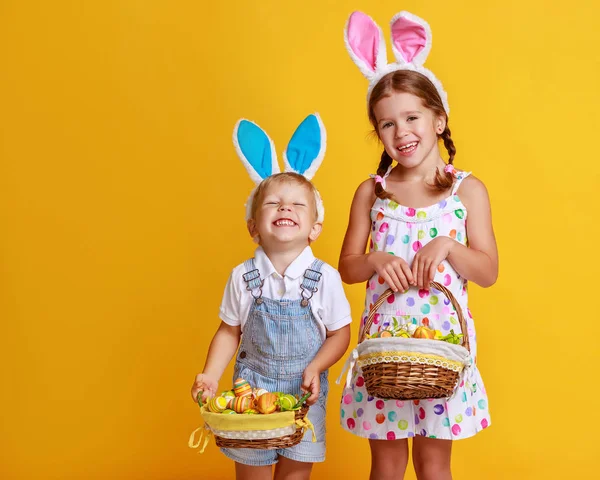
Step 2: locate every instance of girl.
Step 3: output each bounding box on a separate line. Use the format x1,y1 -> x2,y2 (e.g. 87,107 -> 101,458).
191,114 -> 351,480
338,11 -> 498,480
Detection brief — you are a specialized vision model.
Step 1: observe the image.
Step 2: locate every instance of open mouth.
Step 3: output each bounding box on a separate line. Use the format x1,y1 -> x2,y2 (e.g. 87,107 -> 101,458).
273,218 -> 297,227
397,141 -> 418,155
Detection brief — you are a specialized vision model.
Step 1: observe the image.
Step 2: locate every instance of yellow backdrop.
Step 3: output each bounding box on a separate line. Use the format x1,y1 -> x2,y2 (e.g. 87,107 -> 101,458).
1,1 -> 599,479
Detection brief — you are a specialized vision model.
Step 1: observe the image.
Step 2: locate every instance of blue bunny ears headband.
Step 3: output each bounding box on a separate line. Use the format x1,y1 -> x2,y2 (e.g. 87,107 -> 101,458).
233,113 -> 326,223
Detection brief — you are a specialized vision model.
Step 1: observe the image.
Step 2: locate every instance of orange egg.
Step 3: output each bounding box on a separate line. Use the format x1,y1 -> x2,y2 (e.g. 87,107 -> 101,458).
231,396 -> 253,413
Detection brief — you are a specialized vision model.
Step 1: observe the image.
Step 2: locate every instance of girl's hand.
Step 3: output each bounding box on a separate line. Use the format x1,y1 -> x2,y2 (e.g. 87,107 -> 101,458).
301,367 -> 320,406
411,236 -> 455,290
367,251 -> 415,292
191,373 -> 219,404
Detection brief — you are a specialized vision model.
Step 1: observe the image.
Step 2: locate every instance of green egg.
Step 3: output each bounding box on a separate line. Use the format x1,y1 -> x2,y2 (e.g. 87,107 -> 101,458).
417,211 -> 427,219
418,230 -> 425,240
430,296 -> 438,305
455,209 -> 464,219
398,420 -> 409,430
429,228 -> 438,238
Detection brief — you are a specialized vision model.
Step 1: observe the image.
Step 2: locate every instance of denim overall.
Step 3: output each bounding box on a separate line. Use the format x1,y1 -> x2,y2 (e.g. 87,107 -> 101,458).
221,258 -> 329,466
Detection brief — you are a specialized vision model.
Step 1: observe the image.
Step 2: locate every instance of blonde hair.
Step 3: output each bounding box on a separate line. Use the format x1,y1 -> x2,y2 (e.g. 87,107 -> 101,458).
249,172 -> 320,221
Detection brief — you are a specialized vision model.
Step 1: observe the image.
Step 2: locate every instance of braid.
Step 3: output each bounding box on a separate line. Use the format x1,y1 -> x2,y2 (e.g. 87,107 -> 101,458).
433,125 -> 456,191
374,150 -> 394,200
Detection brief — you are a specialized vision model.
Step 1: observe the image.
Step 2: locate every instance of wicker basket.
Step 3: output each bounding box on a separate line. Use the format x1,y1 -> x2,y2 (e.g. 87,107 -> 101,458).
189,402 -> 312,452
357,281 -> 470,400
212,405 -> 310,449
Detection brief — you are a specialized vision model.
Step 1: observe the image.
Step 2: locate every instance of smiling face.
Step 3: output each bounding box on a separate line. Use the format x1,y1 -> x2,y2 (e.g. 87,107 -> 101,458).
373,91 -> 446,170
247,174 -> 322,249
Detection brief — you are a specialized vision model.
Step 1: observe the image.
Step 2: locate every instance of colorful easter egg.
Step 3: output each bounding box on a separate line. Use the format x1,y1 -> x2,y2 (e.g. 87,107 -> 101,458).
233,378 -> 252,397
253,388 -> 268,398
278,394 -> 297,411
222,409 -> 237,415
256,392 -> 279,414
207,395 -> 229,413
231,395 -> 253,413
244,408 -> 259,415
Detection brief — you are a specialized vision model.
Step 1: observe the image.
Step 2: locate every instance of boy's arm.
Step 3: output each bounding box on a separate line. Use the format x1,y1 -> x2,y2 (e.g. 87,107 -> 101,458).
302,325 -> 351,405
191,321 -> 241,402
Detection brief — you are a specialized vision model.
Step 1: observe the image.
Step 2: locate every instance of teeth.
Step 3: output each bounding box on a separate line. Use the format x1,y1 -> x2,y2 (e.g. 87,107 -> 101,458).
398,142 -> 417,151
275,219 -> 296,226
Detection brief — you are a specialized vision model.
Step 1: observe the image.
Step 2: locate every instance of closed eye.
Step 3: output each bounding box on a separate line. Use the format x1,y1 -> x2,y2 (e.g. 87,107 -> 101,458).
293,203 -> 306,207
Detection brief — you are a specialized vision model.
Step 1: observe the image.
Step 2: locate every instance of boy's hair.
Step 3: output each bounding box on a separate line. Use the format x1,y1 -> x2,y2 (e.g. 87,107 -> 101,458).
368,70 -> 456,198
249,172 -> 320,221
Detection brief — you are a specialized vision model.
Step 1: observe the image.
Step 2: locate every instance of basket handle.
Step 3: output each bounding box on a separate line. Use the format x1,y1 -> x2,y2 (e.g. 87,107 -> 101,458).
358,282 -> 470,353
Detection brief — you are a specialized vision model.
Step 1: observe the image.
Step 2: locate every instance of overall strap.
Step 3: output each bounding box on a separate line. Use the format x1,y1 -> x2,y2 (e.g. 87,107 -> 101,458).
242,258 -> 264,304
299,259 -> 324,307
451,171 -> 472,195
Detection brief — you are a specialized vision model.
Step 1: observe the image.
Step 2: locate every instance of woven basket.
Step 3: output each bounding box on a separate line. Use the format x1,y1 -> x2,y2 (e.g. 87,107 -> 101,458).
357,281 -> 470,400
211,405 -> 309,449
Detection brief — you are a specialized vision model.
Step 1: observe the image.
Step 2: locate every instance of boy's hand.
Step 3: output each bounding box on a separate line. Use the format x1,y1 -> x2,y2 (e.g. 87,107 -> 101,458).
301,367 -> 320,406
191,373 -> 219,404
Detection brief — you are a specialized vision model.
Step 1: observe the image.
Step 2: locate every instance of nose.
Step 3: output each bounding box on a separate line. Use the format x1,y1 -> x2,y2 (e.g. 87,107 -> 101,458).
278,203 -> 292,212
395,126 -> 408,139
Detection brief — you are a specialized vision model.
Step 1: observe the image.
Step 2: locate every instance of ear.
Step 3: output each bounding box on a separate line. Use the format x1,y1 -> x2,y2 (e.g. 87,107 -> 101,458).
283,113 -> 326,180
344,11 -> 387,79
246,218 -> 260,243
390,11 -> 432,66
435,114 -> 446,135
308,222 -> 322,243
233,119 -> 280,184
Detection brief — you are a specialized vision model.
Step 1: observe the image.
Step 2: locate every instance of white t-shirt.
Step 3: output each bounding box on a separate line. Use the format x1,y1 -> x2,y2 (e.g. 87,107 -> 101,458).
219,246 -> 352,339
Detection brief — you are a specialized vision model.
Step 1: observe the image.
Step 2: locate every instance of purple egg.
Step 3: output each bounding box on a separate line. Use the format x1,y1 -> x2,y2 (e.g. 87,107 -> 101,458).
420,429 -> 427,436
414,414 -> 420,425
386,235 -> 395,246
408,432 -> 415,438
438,200 -> 447,208
357,408 -> 364,417
433,404 -> 444,415
369,433 -> 379,440
406,297 -> 415,307
465,407 -> 472,417
442,321 -> 451,331
444,298 -> 450,305
367,395 -> 374,402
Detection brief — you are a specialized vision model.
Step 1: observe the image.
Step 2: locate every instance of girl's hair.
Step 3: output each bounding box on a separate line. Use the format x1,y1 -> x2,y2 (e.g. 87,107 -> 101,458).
250,172 -> 319,221
368,70 -> 456,199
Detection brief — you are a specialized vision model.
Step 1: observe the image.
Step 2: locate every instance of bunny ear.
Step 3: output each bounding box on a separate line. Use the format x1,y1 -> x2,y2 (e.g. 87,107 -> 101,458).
390,11 -> 432,66
233,119 -> 280,184
344,11 -> 387,79
283,113 -> 326,180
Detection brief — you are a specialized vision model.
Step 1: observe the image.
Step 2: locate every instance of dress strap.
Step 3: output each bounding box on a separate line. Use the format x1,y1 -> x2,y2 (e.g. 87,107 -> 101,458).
369,164 -> 393,189
299,259 -> 324,307
242,258 -> 264,303
451,171 -> 472,195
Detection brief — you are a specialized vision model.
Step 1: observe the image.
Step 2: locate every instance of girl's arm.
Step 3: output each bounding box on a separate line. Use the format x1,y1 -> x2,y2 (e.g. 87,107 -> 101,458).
447,176 -> 498,287
339,179 -> 414,291
301,325 -> 351,405
191,321 -> 241,402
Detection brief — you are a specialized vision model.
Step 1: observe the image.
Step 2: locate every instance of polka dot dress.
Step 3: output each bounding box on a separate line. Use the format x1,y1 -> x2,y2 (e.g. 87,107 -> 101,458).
340,170 -> 491,441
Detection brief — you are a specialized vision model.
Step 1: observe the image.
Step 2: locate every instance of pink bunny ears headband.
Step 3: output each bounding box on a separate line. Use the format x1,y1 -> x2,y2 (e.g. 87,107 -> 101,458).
344,10 -> 449,115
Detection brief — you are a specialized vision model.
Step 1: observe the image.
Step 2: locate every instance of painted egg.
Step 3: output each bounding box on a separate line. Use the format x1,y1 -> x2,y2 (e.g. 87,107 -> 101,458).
231,395 -> 253,413
207,395 -> 229,413
256,392 -> 279,414
233,378 -> 252,397
244,408 -> 260,414
278,394 -> 297,411
222,409 -> 237,415
253,388 -> 268,398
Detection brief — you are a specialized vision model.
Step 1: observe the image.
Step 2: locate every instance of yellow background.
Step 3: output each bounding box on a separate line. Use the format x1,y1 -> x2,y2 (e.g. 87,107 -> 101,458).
1,1 -> 599,479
